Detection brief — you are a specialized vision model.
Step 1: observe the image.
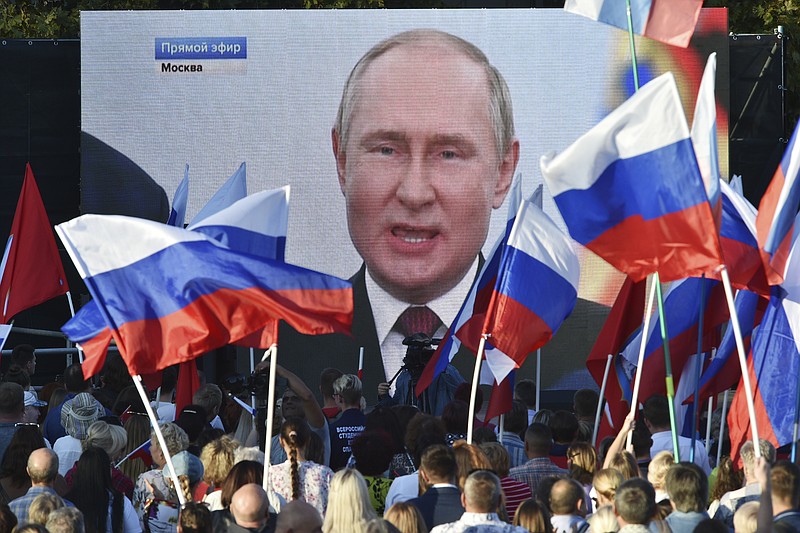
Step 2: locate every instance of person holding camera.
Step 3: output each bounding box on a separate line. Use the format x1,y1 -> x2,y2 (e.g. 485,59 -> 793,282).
376,333 -> 464,416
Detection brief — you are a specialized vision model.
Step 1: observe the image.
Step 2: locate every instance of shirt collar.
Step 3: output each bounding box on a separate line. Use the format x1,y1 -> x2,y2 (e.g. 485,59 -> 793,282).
365,257 -> 480,345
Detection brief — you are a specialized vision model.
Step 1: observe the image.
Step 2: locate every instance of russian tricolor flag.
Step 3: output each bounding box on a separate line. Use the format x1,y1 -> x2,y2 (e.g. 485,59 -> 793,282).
63,187 -> 291,378
482,194 -> 580,374
415,179 -> 524,396
541,73 -> 722,283
718,180 -> 770,296
564,0 -> 703,48
691,53 -> 722,225
619,276 -> 728,403
756,122 -> 800,286
56,215 -> 351,376
728,287 -> 799,460
685,289 -> 764,405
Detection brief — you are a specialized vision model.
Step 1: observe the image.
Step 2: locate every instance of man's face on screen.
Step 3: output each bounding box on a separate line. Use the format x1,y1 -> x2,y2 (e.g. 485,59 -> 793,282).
335,43 -> 517,304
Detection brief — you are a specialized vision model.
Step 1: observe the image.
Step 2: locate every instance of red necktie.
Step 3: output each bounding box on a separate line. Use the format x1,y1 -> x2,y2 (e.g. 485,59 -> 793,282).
395,306 -> 442,339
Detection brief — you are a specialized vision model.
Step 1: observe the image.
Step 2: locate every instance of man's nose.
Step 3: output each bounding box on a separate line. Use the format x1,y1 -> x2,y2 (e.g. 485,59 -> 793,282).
396,156 -> 436,209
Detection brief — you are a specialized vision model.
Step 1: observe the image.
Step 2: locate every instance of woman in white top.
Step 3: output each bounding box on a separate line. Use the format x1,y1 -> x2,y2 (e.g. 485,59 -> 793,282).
268,417 -> 334,517
64,447 -> 139,532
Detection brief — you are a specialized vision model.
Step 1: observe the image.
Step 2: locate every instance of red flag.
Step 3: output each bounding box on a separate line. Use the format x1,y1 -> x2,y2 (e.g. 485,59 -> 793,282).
0,164 -> 69,323
80,329 -> 113,380
485,371 -> 514,422
175,360 -> 200,415
586,276 -> 646,440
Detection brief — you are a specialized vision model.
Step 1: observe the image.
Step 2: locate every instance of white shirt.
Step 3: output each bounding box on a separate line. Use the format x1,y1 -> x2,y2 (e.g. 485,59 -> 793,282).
150,401 -> 176,422
366,258 -> 479,394
53,435 -> 83,477
649,431 -> 711,475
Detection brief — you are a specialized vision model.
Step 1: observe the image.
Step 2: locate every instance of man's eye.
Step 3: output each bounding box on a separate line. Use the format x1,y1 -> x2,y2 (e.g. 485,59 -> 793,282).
441,150 -> 457,159
379,146 -> 395,156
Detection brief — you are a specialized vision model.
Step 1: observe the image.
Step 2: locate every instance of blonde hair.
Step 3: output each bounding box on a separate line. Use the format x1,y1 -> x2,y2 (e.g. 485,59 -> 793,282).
593,468 -> 624,506
28,492 -> 65,525
151,422 -> 189,457
384,502 -> 428,533
322,469 -> 377,533
200,435 -> 240,487
567,442 -> 597,485
734,501 -> 759,533
589,505 -> 620,533
647,451 -> 674,490
513,499 -> 553,533
121,414 -> 150,483
83,420 -> 128,460
608,451 -> 639,480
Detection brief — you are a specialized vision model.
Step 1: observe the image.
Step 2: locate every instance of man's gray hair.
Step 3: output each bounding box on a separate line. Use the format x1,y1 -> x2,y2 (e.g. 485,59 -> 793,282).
334,29 -> 515,159
464,470 -> 502,513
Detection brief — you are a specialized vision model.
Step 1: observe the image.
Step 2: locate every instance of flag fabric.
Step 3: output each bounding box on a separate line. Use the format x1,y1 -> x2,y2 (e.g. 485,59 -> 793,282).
684,289 -> 765,405
619,276 -> 728,403
415,179 -> 525,396
56,215 -> 352,375
0,164 -> 70,323
166,165 -> 189,228
482,194 -> 580,377
0,324 -> 12,357
563,0 -> 703,48
175,360 -> 200,416
541,73 -> 723,283
188,186 -> 290,262
718,180 -> 770,296
756,123 -> 800,286
728,287 -> 798,460
63,186 -> 290,378
691,53 -> 722,223
190,162 -> 247,225
586,276 -> 646,437
484,369 -> 515,423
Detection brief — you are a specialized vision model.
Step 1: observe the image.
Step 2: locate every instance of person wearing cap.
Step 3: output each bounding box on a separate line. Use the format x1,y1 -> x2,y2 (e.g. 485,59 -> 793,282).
52,392 -> 105,477
22,390 -> 47,425
0,382 -> 25,461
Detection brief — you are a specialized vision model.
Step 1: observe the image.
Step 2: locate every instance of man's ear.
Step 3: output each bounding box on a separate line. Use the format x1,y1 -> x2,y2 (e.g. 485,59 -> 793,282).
492,138 -> 520,209
419,468 -> 430,485
461,492 -> 467,509
331,128 -> 347,193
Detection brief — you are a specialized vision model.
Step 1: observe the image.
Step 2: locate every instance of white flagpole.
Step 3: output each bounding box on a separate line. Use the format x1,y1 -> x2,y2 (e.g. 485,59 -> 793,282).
498,414 -> 505,443
705,396 -> 714,453
467,335 -> 489,444
262,344 -> 278,489
65,291 -> 83,364
717,390 -> 730,467
627,277 -> 658,450
535,348 -> 541,412
249,347 -> 256,410
593,354 -> 614,447
719,267 -> 761,458
132,374 -> 185,505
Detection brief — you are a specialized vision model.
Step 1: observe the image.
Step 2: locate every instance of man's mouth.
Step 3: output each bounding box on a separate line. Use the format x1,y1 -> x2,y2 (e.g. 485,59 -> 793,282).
391,227 -> 438,243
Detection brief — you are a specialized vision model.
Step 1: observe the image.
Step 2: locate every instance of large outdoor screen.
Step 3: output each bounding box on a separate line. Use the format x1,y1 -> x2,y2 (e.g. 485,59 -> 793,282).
81,8 -> 728,392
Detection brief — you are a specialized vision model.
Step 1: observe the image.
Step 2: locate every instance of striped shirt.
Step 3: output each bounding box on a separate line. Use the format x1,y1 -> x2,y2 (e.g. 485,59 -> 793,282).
501,476 -> 531,520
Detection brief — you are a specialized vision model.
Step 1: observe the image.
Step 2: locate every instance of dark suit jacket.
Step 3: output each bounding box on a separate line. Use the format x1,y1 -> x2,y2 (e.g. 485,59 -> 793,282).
408,486 -> 464,530
278,264 -> 479,405
278,264 -> 610,406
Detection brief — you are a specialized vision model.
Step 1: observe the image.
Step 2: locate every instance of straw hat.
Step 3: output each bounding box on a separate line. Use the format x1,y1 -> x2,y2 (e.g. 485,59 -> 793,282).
60,392 -> 104,440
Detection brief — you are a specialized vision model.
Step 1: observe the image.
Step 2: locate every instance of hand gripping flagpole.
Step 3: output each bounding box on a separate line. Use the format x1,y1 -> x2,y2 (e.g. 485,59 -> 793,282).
593,354 -> 613,447
467,335 -> 489,444
719,266 -> 761,458
627,277 -> 657,451
132,374 -> 185,506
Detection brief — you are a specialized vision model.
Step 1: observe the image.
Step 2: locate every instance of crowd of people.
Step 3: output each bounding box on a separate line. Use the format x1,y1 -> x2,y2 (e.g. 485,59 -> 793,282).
0,343 -> 796,533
